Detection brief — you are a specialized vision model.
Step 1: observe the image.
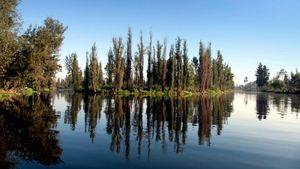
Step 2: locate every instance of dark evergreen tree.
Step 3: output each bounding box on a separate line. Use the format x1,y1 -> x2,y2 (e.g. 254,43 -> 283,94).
83,53 -> 90,91
124,27 -> 133,89
182,40 -> 188,90
137,33 -> 144,89
155,40 -> 163,88
216,51 -> 223,88
174,38 -> 182,91
146,32 -> 153,89
161,39 -> 167,90
255,63 -> 269,88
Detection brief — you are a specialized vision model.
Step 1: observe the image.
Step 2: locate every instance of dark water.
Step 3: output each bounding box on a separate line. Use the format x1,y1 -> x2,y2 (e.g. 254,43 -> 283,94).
0,92 -> 299,169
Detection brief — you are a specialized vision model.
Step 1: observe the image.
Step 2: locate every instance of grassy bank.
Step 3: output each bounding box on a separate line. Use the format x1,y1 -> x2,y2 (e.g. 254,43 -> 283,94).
116,88 -> 231,98
0,87 -> 48,100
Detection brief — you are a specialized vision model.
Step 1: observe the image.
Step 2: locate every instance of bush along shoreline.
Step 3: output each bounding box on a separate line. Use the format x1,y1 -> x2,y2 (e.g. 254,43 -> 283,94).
58,87 -> 232,97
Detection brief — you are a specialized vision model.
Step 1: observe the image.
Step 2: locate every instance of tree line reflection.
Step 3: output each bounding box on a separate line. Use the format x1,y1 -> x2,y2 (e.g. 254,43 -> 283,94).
0,94 -> 62,169
61,93 -> 234,159
256,93 -> 300,120
1,92 -> 298,168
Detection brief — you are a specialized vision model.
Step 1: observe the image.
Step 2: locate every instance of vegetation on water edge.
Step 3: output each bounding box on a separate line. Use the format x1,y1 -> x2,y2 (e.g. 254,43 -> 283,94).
238,63 -> 300,94
0,0 -> 66,91
71,88 -> 231,98
0,87 -> 52,100
1,1 -> 234,94
58,29 -> 234,93
0,88 -> 32,100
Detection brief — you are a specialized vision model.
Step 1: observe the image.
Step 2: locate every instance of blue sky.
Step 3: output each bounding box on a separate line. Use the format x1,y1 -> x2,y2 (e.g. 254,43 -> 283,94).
18,0 -> 300,84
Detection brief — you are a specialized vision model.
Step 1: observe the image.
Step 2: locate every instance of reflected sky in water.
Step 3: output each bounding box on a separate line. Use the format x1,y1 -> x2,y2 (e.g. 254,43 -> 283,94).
0,92 -> 299,169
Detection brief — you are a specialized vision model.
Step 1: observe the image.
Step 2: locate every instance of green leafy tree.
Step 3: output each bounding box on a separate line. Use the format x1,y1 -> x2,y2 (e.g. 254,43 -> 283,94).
5,18 -> 66,90
0,0 -> 19,87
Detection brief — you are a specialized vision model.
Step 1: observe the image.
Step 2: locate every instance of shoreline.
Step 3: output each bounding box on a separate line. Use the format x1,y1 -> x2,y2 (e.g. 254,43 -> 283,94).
58,88 -> 233,97
1,88 -> 233,100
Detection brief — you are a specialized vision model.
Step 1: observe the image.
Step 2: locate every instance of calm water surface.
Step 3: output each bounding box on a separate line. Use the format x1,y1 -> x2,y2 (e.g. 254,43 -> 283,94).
0,92 -> 299,169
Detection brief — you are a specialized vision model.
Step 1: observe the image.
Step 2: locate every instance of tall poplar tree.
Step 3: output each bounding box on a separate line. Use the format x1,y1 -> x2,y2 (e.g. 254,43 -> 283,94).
83,53 -> 90,91
161,39 -> 167,90
174,38 -> 182,90
65,53 -> 81,90
182,40 -> 188,90
105,49 -> 114,85
137,33 -> 144,89
89,43 -> 99,92
155,40 -> 163,88
146,32 -> 153,89
199,41 -> 207,92
124,27 -> 133,89
216,50 -> 223,89
98,62 -> 103,86
112,37 -> 124,91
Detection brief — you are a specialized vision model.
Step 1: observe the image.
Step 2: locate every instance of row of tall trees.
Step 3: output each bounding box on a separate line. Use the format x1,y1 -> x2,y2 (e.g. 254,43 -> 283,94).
62,28 -> 234,93
0,0 -> 66,91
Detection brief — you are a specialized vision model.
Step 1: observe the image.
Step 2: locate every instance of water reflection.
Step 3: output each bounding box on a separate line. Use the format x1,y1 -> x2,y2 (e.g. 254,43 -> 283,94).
255,93 -> 300,120
0,94 -> 62,169
61,93 -> 235,159
1,92 -> 299,168
256,93 -> 269,120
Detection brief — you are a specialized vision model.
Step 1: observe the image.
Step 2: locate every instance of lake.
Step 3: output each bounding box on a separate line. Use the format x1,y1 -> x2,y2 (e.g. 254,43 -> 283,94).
0,92 -> 299,169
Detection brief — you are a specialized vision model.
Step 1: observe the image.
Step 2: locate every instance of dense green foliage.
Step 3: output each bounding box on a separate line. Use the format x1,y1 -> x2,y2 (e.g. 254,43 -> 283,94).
267,69 -> 300,93
0,0 -> 66,91
251,63 -> 300,93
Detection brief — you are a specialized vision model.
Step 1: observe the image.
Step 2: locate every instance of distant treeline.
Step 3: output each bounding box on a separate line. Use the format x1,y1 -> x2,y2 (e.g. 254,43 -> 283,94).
240,63 -> 300,93
58,28 -> 234,93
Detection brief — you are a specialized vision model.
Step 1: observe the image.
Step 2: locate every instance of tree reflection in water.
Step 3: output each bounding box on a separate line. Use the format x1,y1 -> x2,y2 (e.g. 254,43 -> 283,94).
0,94 -> 62,169
62,93 -> 234,160
256,93 -> 269,120
255,93 -> 300,120
2,92 -> 299,168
